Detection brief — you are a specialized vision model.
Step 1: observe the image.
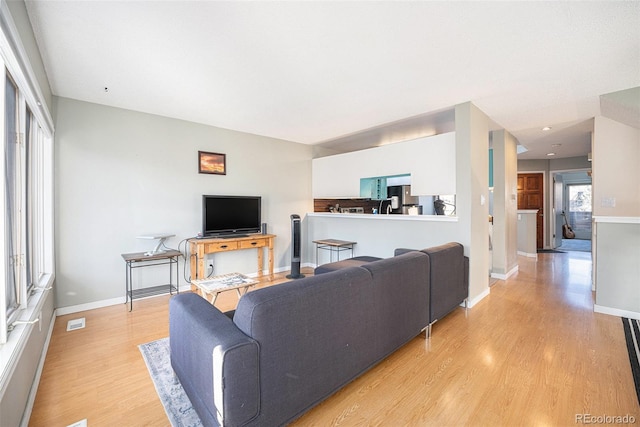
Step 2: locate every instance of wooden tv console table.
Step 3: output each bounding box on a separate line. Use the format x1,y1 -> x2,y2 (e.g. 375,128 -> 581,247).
189,234 -> 276,282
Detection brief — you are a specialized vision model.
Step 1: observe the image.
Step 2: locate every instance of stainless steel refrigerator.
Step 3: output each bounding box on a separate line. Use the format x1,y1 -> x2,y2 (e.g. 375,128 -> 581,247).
387,185 -> 420,214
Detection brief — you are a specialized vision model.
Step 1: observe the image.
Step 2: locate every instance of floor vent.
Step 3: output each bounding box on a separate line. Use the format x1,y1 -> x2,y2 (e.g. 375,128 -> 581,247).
66,318 -> 86,332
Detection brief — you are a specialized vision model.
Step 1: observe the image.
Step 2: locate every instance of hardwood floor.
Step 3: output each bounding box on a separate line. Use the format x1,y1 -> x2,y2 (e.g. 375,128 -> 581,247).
29,252 -> 638,426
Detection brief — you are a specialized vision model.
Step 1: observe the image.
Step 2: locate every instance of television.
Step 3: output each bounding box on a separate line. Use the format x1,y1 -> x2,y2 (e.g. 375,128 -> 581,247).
202,195 -> 262,238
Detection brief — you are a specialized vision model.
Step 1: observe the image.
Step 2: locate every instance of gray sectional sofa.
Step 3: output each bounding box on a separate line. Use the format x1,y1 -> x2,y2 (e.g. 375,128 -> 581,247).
314,242 -> 469,337
169,242 -> 467,426
394,242 -> 469,336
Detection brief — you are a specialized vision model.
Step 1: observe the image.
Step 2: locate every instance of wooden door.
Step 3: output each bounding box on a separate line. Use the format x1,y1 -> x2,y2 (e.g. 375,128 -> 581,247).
518,173 -> 544,249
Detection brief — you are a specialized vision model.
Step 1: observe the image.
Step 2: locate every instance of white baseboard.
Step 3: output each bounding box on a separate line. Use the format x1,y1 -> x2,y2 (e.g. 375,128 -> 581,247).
57,265 -> 300,316
517,251 -> 538,259
594,304 -> 640,320
467,287 -> 491,308
56,296 -> 126,316
491,265 -> 519,280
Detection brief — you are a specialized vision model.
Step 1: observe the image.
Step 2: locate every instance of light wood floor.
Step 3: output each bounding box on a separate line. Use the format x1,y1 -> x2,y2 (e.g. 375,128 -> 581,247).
29,252 -> 638,426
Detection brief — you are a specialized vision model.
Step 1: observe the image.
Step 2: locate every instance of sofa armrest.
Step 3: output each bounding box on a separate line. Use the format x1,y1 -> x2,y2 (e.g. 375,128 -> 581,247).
170,293 -> 259,427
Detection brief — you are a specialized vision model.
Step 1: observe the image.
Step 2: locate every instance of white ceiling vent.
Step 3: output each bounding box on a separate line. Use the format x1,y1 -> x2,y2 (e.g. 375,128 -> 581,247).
66,318 -> 86,332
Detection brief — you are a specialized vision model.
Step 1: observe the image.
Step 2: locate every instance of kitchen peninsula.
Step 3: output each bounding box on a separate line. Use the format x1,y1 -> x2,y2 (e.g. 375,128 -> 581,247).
306,212 -> 459,266
310,132 -> 462,265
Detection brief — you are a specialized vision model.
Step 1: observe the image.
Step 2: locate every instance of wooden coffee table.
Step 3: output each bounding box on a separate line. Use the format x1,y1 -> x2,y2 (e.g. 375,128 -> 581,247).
191,272 -> 258,305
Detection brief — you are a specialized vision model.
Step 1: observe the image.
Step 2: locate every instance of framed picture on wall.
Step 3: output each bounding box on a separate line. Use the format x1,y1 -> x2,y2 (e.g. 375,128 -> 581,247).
198,151 -> 226,175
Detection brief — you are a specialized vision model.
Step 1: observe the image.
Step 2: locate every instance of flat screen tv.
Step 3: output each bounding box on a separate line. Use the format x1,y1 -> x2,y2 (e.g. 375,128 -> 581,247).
202,195 -> 262,237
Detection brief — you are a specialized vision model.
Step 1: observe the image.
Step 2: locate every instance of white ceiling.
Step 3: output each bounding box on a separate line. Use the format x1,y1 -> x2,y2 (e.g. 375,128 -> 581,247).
24,1 -> 640,158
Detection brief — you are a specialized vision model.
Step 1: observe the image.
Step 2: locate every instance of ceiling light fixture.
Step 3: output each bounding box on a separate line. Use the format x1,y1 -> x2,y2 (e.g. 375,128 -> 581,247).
546,152 -> 556,156
542,126 -> 552,131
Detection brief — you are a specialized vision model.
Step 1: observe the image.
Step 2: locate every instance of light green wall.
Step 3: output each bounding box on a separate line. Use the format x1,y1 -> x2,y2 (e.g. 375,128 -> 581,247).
595,222 -> 640,314
54,97 -> 313,309
455,102 -> 490,303
491,130 -> 518,276
592,116 -> 640,318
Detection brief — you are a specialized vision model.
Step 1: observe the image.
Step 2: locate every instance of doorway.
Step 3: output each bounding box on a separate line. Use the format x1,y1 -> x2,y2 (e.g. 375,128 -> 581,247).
566,184 -> 592,240
552,171 -> 592,252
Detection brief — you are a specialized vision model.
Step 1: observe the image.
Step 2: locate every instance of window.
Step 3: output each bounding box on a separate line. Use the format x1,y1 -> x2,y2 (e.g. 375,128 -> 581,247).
4,73 -> 19,327
567,184 -> 592,236
1,69 -> 53,344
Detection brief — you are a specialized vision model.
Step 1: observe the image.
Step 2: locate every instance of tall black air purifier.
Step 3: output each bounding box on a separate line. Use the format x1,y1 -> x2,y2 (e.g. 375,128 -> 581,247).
286,214 -> 305,279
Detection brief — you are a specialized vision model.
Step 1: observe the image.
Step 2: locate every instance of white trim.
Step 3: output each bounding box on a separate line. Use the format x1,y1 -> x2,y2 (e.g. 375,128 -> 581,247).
0,55 -> 6,345
517,251 -> 538,259
491,264 -> 519,280
0,1 -> 53,135
0,274 -> 53,401
18,308 -> 55,427
467,286 -> 490,308
55,297 -> 125,317
57,264 -> 295,315
593,216 -> 640,224
594,304 -> 640,321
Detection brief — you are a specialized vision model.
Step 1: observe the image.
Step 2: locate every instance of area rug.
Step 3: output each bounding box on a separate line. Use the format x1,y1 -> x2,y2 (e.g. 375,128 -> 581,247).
537,249 -> 565,254
139,338 -> 203,427
622,317 -> 640,405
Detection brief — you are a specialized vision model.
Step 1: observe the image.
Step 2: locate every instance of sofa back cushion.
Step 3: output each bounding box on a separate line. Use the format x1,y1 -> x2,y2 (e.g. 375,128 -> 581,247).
360,251 -> 430,356
234,267 -> 377,425
422,242 -> 467,321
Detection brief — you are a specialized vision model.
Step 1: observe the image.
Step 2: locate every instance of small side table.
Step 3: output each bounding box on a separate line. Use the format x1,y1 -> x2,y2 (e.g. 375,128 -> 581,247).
122,250 -> 181,311
313,239 -> 357,265
192,272 -> 258,306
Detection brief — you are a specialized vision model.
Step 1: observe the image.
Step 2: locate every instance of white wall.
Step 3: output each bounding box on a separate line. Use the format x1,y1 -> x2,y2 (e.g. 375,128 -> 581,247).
312,132 -> 456,198
593,116 -> 640,217
305,215 -> 459,264
516,211 -> 538,257
54,97 -> 313,310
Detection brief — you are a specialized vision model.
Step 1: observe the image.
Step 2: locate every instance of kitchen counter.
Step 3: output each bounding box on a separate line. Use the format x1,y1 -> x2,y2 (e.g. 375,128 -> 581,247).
305,212 -> 461,265
307,212 -> 458,222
